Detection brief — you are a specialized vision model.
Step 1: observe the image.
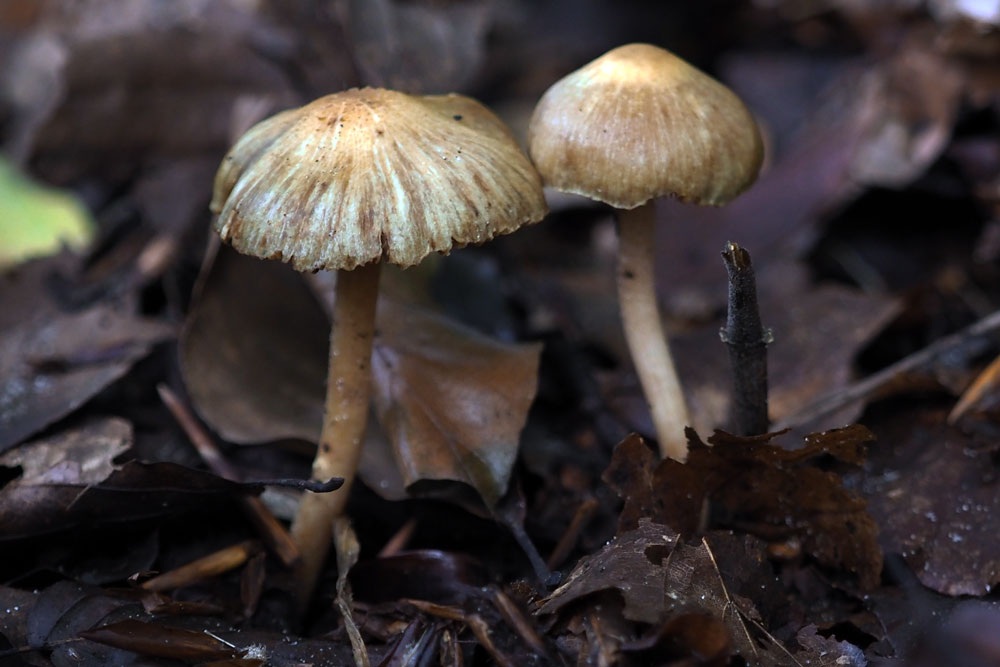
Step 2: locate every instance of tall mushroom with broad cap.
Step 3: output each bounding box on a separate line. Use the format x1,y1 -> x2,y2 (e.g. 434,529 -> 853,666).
528,43 -> 763,462
210,87 -> 547,600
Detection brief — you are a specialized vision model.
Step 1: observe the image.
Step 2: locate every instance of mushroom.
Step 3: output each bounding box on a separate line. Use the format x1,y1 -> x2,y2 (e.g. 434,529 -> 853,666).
210,87 -> 547,600
528,43 -> 763,461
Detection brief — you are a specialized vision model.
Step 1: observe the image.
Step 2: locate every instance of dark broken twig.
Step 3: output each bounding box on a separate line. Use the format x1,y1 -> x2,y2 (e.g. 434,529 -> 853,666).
721,242 -> 770,435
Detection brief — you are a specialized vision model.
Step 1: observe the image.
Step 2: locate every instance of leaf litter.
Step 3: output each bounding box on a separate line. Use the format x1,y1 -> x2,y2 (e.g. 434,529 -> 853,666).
2,0 -> 1000,665
181,245 -> 542,508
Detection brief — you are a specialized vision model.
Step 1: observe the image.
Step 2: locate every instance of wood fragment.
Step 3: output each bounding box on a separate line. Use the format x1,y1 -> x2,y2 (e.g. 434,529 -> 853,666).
142,540 -> 260,592
948,352 -> 1000,423
721,242 -> 770,435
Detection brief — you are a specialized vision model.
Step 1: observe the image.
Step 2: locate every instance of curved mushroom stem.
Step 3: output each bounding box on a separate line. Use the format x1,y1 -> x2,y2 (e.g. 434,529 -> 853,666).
290,260 -> 381,608
616,203 -> 691,461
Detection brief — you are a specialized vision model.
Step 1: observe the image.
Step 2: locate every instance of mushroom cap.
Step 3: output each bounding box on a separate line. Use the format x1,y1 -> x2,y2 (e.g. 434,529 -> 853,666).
528,43 -> 764,209
211,88 -> 547,271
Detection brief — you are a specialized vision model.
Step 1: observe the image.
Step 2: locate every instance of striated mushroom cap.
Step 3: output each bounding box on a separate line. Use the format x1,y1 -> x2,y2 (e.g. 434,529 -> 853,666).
528,43 -> 764,210
211,88 -> 547,271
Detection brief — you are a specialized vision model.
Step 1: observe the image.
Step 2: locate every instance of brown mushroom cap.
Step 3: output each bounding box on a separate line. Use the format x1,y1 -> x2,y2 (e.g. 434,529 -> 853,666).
211,88 -> 547,271
528,43 -> 764,209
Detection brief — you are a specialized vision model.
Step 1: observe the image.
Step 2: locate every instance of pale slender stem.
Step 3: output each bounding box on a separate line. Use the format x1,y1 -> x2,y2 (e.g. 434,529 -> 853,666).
290,261 -> 381,607
617,204 -> 691,461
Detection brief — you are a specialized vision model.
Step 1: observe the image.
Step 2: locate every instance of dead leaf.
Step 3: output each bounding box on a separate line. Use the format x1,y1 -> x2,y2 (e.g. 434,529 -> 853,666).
0,283 -> 173,451
14,580 -> 141,665
333,518 -> 370,667
864,405 -> 1000,596
537,519 -> 679,625
4,2 -> 298,180
180,248 -> 329,445
538,519 -> 790,665
620,613 -> 732,664
795,624 -> 867,666
0,418 -> 266,539
604,427 -> 883,590
351,550 -> 488,605
339,0 -> 493,94
181,246 -> 542,507
372,298 -> 541,506
80,619 -> 237,661
848,48 -> 964,188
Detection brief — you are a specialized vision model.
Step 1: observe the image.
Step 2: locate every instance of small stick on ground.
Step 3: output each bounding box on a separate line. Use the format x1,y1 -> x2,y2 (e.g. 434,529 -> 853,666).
547,497 -> 599,570
142,540 -> 260,592
721,242 -> 770,435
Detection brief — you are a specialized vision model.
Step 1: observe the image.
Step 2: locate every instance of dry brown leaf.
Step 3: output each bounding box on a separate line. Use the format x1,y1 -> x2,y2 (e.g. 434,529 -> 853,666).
0,294 -> 174,452
537,519 -> 790,665
372,298 -> 541,506
604,427 -> 883,590
181,247 -> 542,507
865,405 -> 1000,596
339,0 -> 493,94
180,248 -> 329,445
0,418 -> 264,539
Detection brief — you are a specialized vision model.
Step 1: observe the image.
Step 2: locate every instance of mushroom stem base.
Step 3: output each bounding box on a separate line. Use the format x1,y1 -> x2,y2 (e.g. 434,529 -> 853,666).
290,260 -> 381,609
617,203 -> 691,461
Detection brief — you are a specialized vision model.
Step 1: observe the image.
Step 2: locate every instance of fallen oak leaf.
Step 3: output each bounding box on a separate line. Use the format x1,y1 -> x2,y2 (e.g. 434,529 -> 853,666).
604,426 -> 882,590
537,519 -> 792,665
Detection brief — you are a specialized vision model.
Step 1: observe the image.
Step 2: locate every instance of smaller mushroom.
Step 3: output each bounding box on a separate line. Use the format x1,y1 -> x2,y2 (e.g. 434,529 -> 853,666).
211,87 -> 547,601
529,43 -> 763,461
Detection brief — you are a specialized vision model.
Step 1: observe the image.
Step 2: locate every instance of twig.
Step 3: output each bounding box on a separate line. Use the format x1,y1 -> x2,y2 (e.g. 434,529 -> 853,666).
378,518 -> 417,558
948,352 -> 1000,423
775,308 -> 1000,430
546,497 -> 598,569
489,587 -> 551,659
142,540 -> 260,592
721,242 -> 770,435
157,383 -> 301,568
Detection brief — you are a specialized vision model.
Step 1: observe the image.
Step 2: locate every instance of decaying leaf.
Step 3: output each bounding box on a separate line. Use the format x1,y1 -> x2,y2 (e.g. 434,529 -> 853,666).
537,519 -> 789,665
0,289 -> 173,452
340,0 -> 493,94
372,298 -> 541,506
80,619 -> 237,662
350,550 -> 488,605
537,519 -> 678,625
795,624 -> 867,666
5,3 -> 297,182
864,405 -> 1000,596
180,248 -> 329,445
604,427 -> 883,590
181,247 -> 542,507
0,418 -> 264,539
847,47 -> 964,188
7,580 -> 141,665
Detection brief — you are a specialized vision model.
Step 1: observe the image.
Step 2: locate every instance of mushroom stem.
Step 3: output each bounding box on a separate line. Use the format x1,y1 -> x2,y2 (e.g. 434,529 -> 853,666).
616,203 -> 691,461
290,260 -> 381,606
